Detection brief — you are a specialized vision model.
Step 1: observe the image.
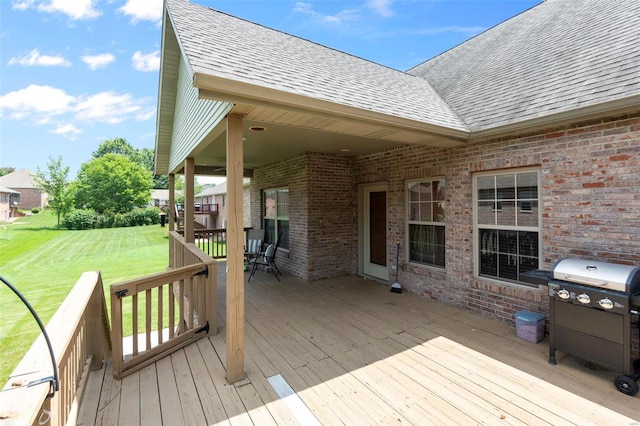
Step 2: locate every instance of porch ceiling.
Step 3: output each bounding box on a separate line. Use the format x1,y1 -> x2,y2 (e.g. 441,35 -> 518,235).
186,98 -> 468,174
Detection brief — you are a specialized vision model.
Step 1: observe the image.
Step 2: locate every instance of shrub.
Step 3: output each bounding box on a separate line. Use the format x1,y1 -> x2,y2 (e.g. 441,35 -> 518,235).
61,207 -> 161,230
127,208 -> 148,226
31,207 -> 40,214
144,207 -> 162,225
63,209 -> 95,230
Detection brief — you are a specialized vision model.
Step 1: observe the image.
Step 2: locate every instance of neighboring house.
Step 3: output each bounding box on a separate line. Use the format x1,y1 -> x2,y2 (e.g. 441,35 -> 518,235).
155,0 -> 640,334
0,186 -> 20,221
194,179 -> 251,228
149,189 -> 171,208
0,169 -> 47,210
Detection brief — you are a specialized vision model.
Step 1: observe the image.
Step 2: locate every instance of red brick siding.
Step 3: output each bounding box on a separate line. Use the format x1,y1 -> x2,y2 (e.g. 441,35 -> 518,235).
252,155 -> 309,278
252,153 -> 356,280
357,113 -> 640,358
306,153 -> 357,280
10,188 -> 45,210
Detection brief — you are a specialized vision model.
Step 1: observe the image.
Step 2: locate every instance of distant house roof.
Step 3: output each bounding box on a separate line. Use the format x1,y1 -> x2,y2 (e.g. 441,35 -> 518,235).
0,169 -> 39,189
0,186 -> 20,194
408,0 -> 640,132
151,189 -> 171,201
195,179 -> 250,198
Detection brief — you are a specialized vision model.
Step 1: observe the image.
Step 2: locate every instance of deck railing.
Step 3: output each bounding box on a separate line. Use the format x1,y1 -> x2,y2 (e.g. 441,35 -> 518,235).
173,227 -> 253,260
111,233 -> 216,379
0,271 -> 111,426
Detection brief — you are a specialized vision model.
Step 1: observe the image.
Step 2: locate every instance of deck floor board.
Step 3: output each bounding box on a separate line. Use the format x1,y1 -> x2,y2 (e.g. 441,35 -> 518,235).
78,267 -> 639,425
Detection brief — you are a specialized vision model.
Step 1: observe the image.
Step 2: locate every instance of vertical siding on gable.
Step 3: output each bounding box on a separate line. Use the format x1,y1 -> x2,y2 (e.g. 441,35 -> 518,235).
168,58 -> 233,173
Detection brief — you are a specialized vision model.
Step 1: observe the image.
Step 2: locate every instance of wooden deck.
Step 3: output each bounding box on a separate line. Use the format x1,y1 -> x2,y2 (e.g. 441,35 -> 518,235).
78,265 -> 639,425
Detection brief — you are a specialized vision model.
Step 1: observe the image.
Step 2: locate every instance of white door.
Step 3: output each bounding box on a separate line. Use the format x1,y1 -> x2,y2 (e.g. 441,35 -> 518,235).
363,184 -> 388,280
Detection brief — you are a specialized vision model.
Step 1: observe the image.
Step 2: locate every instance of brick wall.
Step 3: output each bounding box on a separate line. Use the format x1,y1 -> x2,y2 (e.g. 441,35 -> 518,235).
306,153 -> 356,280
355,113 -> 640,326
11,188 -> 45,210
251,153 -> 356,280
252,155 -> 309,278
251,114 -> 639,357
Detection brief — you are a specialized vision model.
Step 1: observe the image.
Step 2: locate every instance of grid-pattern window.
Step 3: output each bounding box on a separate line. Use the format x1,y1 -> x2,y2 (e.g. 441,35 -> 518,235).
264,188 -> 289,249
1,194 -> 7,203
475,169 -> 540,284
407,179 -> 445,268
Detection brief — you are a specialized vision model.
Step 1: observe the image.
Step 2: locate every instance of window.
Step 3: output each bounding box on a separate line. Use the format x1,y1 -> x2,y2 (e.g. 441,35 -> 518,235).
407,179 -> 445,268
1,194 -> 7,203
264,188 -> 289,249
475,169 -> 540,284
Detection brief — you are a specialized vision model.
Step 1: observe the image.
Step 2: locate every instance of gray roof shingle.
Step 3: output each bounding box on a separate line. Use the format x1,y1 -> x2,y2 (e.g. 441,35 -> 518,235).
408,0 -> 640,130
165,0 -> 639,135
166,0 -> 467,131
0,169 -> 38,189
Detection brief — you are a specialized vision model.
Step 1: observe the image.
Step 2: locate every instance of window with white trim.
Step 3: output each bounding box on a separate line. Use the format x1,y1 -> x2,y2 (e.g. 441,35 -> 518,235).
264,188 -> 289,249
407,179 -> 445,268
475,169 -> 540,284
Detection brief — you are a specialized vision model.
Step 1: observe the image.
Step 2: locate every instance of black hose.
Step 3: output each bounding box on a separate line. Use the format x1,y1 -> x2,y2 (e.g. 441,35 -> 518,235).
1,276 -> 59,399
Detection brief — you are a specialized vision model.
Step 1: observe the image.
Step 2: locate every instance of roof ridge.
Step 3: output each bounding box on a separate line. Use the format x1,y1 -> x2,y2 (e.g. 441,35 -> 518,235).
406,1 -> 544,74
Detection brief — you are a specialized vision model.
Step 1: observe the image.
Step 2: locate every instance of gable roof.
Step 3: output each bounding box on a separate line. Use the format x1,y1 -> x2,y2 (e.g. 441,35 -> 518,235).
157,0 -> 640,174
195,179 -> 251,198
408,0 -> 640,133
0,169 -> 39,189
165,0 -> 467,132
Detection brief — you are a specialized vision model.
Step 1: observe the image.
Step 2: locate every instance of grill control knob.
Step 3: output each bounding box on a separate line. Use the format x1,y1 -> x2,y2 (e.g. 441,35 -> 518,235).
557,289 -> 570,299
577,293 -> 591,304
598,298 -> 614,310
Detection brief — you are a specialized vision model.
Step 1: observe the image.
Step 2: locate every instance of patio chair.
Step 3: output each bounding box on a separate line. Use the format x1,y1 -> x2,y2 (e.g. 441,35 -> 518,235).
244,229 -> 264,268
248,232 -> 283,282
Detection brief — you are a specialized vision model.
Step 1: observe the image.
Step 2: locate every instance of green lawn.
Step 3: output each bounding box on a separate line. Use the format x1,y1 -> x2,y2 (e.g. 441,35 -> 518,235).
0,211 -> 170,383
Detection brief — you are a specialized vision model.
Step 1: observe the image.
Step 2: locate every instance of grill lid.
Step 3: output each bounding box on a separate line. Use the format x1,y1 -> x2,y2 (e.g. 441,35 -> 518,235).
552,258 -> 640,293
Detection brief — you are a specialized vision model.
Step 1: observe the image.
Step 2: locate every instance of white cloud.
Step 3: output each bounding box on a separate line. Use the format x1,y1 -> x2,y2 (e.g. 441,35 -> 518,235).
119,0 -> 163,24
52,123 -> 82,138
74,92 -> 145,124
15,0 -> 102,20
12,0 -> 35,11
367,0 -> 394,18
415,26 -> 486,37
81,53 -> 116,70
135,107 -> 157,121
132,50 -> 160,72
8,49 -> 72,67
293,2 -> 362,25
0,85 -> 74,119
0,84 -> 155,138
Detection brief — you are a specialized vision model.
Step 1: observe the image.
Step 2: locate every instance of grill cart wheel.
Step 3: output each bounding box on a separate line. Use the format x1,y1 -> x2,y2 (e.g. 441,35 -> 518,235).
614,374 -> 639,396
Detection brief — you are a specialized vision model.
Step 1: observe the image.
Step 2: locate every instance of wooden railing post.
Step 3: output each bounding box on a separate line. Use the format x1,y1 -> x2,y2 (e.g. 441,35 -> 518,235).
88,274 -> 111,370
0,272 -> 110,426
109,234 -> 216,379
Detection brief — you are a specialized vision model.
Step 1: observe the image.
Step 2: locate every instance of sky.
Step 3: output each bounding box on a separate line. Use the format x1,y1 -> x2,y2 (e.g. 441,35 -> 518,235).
0,0 -> 541,181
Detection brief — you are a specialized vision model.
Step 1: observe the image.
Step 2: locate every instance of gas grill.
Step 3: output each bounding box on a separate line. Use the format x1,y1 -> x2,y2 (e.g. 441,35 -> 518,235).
547,258 -> 640,396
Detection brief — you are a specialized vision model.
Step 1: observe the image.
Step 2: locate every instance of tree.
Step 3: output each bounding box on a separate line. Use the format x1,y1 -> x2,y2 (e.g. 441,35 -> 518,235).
34,156 -> 73,227
135,147 -> 169,189
93,138 -> 168,189
74,154 -> 153,213
0,167 -> 15,177
92,137 -> 136,159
